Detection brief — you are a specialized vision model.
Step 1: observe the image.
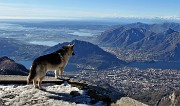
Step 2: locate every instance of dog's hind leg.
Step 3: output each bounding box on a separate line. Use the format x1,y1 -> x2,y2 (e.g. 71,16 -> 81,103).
33,79 -> 38,88
38,76 -> 44,89
37,66 -> 46,89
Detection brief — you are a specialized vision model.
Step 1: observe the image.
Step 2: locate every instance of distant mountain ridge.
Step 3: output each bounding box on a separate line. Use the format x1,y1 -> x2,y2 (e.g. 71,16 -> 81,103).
126,22 -> 180,33
0,37 -> 49,60
41,40 -> 125,70
97,23 -> 180,61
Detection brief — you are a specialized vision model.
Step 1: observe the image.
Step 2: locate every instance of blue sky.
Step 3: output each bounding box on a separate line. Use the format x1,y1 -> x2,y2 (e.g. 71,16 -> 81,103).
0,0 -> 179,20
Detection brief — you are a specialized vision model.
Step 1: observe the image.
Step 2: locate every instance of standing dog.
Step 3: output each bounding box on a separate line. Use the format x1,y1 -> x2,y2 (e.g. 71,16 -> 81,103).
27,44 -> 75,89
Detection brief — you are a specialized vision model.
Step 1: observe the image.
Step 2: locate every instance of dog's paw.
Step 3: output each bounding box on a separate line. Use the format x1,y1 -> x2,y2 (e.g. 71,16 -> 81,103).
55,76 -> 61,79
39,88 -> 46,91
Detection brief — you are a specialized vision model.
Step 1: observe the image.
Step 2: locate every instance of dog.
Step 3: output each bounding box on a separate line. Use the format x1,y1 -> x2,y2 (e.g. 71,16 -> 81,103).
27,44 -> 75,89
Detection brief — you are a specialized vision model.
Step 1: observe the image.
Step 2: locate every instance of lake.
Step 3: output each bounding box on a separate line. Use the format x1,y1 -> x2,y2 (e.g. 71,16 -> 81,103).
127,61 -> 180,70
17,60 -> 180,71
17,60 -> 79,71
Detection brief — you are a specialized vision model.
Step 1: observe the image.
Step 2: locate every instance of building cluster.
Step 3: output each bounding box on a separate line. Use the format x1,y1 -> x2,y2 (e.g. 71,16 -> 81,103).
65,67 -> 180,97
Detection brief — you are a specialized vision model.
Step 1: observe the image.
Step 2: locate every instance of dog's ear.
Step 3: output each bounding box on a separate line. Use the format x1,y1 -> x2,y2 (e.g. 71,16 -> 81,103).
71,44 -> 74,48
69,44 -> 73,46
69,43 -> 74,47
68,44 -> 74,48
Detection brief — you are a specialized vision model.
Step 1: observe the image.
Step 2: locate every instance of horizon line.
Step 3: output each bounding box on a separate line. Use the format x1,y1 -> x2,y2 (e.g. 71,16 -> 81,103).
0,16 -> 179,20
0,16 -> 180,24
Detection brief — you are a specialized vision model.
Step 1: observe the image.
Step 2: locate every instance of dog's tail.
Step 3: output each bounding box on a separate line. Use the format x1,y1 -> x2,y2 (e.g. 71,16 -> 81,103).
27,62 -> 37,84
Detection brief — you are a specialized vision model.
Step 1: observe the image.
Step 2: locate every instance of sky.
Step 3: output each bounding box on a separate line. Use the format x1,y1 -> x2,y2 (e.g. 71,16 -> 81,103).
0,0 -> 179,20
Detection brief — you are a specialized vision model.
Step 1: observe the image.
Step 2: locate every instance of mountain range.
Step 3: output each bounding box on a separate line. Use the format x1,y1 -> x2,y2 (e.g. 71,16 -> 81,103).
0,22 -> 180,67
97,23 -> 180,61
126,22 -> 180,33
0,37 -> 125,70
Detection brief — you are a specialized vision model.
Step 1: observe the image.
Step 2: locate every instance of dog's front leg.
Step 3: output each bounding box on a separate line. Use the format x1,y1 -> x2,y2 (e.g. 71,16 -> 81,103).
54,69 -> 59,79
60,67 -> 64,79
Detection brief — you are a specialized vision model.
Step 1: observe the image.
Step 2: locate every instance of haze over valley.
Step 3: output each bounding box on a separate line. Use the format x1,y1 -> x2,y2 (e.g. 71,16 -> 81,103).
0,20 -> 180,70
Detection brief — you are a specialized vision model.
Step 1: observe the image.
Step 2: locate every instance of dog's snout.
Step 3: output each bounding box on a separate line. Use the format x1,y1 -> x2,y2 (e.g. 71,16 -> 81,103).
72,52 -> 75,55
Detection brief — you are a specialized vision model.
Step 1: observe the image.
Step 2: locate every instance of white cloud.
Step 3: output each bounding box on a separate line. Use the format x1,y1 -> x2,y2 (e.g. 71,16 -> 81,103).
0,3 -> 110,19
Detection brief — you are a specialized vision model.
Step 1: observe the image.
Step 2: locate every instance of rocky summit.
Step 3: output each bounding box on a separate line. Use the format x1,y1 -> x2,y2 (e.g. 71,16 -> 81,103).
156,90 -> 180,106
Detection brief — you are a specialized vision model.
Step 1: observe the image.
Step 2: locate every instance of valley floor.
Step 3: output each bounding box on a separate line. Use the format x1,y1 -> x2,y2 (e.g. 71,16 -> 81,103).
66,67 -> 180,105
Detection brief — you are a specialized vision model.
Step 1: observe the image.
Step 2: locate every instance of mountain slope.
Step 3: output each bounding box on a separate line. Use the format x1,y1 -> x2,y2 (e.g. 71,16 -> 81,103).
0,56 -> 28,75
98,25 -> 180,61
0,37 -> 49,60
97,26 -> 155,48
42,40 -> 125,70
128,29 -> 180,60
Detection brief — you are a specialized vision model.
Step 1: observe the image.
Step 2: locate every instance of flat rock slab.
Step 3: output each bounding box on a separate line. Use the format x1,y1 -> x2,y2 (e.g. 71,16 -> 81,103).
0,82 -> 106,106
0,75 -> 64,84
